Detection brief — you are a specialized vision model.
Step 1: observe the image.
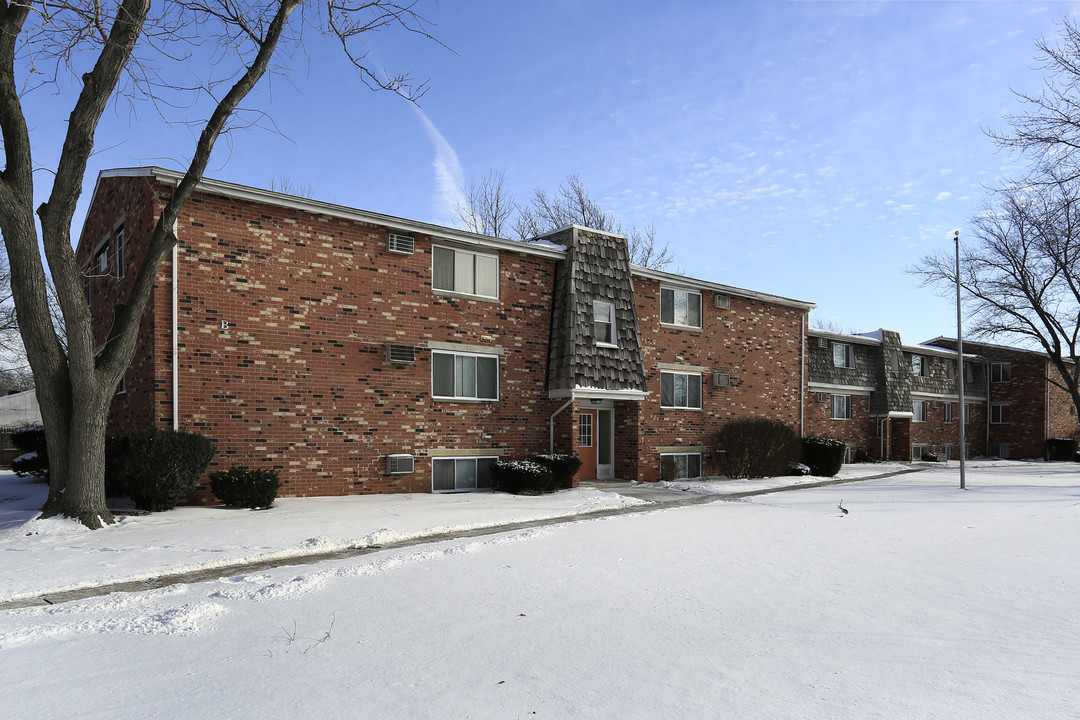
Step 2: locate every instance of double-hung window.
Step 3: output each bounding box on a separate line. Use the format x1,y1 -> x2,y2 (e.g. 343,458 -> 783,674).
832,343 -> 855,369
661,452 -> 702,480
831,394 -> 852,420
114,226 -> 125,281
660,371 -> 702,409
911,355 -> 926,377
991,403 -> 1011,424
991,362 -> 1011,383
432,351 -> 498,401
94,240 -> 109,276
432,245 -> 498,298
913,400 -> 927,422
593,300 -> 616,346
433,457 -> 495,492
660,287 -> 702,328
944,402 -> 953,424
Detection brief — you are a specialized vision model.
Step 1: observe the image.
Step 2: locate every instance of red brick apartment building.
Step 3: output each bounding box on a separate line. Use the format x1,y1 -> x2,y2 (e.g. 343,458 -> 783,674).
77,168 -> 1079,497
806,330 -> 1079,461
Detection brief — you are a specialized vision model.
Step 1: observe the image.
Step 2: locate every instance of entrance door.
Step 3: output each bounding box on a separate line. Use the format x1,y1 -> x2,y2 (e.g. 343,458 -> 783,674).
578,410 -> 597,479
597,409 -> 614,479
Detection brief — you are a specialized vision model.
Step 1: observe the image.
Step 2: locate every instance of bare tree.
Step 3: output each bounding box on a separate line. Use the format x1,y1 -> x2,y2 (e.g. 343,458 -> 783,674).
915,18 -> 1080,419
913,171 -> 1080,417
626,222 -> 675,273
455,171 -> 676,270
0,0 -> 441,528
267,175 -> 314,198
987,17 -> 1080,180
453,169 -> 516,237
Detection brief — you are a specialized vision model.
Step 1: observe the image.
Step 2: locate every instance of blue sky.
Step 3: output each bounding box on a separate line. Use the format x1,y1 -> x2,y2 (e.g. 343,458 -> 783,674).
44,0 -> 1080,343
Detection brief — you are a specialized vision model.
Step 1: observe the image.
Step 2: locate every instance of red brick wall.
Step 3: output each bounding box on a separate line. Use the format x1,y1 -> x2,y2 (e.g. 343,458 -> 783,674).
76,175 -> 164,432
804,392 -> 876,453
631,277 -> 806,481
96,178 -> 564,498
1047,370 -> 1080,441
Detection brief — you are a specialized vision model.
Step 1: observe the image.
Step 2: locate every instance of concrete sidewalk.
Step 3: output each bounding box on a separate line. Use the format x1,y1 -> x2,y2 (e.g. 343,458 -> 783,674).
1,468 -> 917,611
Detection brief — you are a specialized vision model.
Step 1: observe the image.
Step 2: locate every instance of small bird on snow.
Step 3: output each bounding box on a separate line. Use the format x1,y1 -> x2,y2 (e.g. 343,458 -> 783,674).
838,499 -> 848,516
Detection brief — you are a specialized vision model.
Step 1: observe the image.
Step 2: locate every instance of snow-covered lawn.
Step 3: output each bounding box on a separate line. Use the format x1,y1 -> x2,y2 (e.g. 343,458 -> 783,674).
2,461 -> 1078,719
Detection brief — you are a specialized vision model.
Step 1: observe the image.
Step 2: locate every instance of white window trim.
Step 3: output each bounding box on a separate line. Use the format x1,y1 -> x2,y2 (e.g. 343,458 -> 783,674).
432,456 -> 498,493
660,286 -> 703,329
831,394 -> 852,420
114,225 -> 125,282
432,244 -> 499,299
660,371 -> 703,410
913,400 -> 928,422
594,300 -> 616,347
832,343 -> 855,369
990,402 -> 1011,425
911,355 -> 926,377
92,238 -> 110,276
431,350 -> 499,402
990,362 -> 1012,383
660,452 -> 702,480
944,402 -> 953,424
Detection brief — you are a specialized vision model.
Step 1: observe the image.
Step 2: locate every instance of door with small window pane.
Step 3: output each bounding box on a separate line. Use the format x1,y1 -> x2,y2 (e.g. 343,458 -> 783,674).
578,411 -> 597,480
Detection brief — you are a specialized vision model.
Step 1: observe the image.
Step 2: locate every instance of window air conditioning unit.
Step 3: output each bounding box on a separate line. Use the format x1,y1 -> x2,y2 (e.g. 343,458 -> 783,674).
932,401 -> 941,409
387,344 -> 416,363
714,294 -> 730,309
713,372 -> 730,387
388,233 -> 415,254
386,454 -> 415,474
815,392 -> 828,403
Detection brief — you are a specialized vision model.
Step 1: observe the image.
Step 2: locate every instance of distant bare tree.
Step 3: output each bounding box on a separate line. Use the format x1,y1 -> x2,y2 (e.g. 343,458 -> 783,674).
456,172 -> 675,270
267,175 -> 315,198
453,169 -> 516,237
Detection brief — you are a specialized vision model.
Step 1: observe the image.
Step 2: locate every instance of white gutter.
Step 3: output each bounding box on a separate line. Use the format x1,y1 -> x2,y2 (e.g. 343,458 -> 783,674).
549,399 -> 574,453
800,312 -> 806,437
172,222 -> 179,431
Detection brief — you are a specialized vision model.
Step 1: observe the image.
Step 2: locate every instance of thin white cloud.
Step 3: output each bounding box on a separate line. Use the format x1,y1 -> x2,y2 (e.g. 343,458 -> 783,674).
412,106 -> 465,223
934,191 -> 952,202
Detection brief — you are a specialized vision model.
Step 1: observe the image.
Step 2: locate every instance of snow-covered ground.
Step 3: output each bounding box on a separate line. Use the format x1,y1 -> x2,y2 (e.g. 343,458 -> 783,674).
2,461 -> 1078,719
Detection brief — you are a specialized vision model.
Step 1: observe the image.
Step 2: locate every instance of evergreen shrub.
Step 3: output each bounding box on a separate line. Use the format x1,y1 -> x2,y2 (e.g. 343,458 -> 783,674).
491,458 -> 556,495
1046,438 -> 1078,461
800,436 -> 846,477
528,453 -> 582,489
10,425 -> 48,479
209,465 -> 280,509
105,429 -> 216,511
715,418 -> 800,479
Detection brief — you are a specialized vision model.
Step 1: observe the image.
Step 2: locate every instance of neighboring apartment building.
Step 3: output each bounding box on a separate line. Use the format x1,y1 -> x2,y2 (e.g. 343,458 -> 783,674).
924,338 -> 1079,459
77,167 -> 815,498
806,329 -> 1079,461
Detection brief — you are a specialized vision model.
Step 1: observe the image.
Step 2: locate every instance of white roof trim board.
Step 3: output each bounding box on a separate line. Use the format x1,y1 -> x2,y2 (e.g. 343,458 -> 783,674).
85,168 -> 817,313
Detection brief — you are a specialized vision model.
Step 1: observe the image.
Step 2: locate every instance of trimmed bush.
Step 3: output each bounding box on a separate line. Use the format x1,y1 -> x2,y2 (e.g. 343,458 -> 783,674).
210,465 -> 280,509
10,425 -> 48,479
528,453 -> 582,489
1046,437 -> 1078,461
801,436 -> 845,477
921,452 -> 939,463
715,418 -> 800,479
491,459 -> 556,495
105,429 -> 216,511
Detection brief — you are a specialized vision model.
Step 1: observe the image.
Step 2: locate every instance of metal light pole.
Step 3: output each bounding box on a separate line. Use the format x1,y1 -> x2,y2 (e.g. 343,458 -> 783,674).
955,229 -> 967,490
